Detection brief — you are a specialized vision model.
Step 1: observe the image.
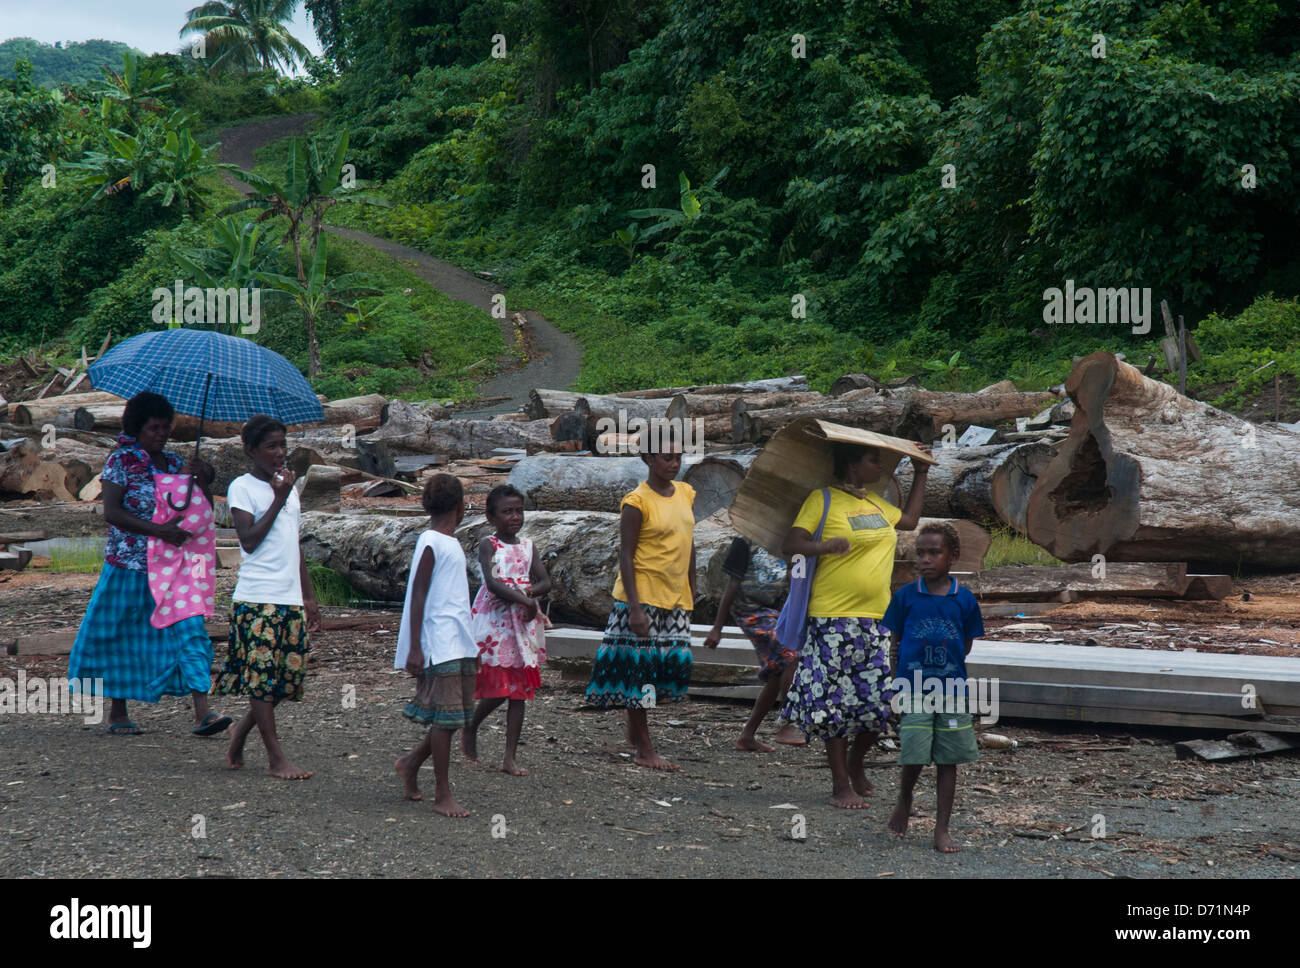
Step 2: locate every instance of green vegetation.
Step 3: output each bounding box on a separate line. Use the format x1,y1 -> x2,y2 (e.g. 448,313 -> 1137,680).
2,1 -> 1299,413
309,563 -> 362,605
315,0 -> 1300,398
0,38 -> 141,87
45,543 -> 107,574
180,0 -> 312,73
983,527 -> 1064,569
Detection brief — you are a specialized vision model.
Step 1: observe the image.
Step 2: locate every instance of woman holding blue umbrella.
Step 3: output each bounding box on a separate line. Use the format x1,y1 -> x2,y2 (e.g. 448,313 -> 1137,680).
68,392 -> 233,736
79,328 -> 326,736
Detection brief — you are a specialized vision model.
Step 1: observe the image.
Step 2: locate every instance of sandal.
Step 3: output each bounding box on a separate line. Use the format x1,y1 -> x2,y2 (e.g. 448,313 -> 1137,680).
107,722 -> 142,736
193,712 -> 233,736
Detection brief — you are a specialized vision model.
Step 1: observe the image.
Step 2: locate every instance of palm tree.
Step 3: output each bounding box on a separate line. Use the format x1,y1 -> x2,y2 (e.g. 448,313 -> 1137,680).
179,0 -> 310,74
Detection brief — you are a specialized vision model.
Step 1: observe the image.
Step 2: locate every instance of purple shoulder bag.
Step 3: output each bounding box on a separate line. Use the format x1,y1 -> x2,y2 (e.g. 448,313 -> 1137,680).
773,488 -> 831,651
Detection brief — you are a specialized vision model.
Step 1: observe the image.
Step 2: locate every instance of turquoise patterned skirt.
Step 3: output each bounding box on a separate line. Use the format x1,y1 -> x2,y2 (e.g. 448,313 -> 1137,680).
68,563 -> 214,702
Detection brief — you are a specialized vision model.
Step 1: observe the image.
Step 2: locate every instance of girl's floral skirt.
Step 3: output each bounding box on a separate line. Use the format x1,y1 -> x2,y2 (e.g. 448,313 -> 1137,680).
214,602 -> 310,702
735,605 -> 797,681
585,602 -> 692,709
780,616 -> 896,739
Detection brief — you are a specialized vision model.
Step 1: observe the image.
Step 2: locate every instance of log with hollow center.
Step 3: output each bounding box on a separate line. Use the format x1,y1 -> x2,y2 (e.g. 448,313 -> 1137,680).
1001,351 -> 1300,566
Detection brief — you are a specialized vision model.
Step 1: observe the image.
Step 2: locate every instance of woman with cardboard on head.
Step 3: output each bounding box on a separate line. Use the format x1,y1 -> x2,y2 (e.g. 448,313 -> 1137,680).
730,419 -> 935,809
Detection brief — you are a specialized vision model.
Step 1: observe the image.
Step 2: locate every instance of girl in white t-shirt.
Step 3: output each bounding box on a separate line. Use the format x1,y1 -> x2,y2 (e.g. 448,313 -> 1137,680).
393,474 -> 478,818
216,416 -> 322,781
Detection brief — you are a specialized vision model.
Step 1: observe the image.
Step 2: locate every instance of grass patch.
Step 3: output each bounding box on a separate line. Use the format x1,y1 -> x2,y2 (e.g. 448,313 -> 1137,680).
44,545 -> 105,574
309,564 -> 362,606
983,527 -> 1063,568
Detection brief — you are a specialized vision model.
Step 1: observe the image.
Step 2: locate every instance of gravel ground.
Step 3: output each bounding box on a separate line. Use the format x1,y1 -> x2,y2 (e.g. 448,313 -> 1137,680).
4,578 -> 1299,878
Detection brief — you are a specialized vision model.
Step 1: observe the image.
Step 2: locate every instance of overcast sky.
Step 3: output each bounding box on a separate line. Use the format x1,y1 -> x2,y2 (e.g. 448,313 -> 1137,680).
0,1 -> 323,63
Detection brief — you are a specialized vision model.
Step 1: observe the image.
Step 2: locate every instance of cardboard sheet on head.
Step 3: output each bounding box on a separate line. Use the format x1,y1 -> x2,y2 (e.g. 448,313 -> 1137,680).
728,417 -> 938,556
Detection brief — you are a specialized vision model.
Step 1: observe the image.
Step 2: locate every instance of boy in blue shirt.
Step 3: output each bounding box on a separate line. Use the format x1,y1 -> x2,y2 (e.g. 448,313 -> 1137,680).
882,522 -> 984,852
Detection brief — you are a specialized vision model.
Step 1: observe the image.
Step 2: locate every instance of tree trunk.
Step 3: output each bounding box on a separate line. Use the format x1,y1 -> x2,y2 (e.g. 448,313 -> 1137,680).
10,391 -> 125,425
363,407 -> 556,460
681,453 -> 756,520
889,442 -> 1055,526
297,464 -> 341,514
526,389 -> 671,421
615,375 -> 809,399
997,351 -> 1300,566
667,390 -> 825,417
731,388 -> 1056,445
506,454 -> 704,514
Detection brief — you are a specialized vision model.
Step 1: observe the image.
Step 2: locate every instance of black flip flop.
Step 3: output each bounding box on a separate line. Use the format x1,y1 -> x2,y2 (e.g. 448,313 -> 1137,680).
193,713 -> 233,736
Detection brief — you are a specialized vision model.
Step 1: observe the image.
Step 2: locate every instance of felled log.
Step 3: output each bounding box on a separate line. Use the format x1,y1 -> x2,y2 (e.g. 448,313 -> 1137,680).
975,380 -> 1018,395
731,388 -> 1056,445
830,374 -> 883,396
8,390 -> 124,424
364,399 -> 553,459
526,389 -> 670,422
506,454 -> 703,514
315,394 -> 391,431
1000,351 -> 1300,566
668,390 -> 825,417
459,509 -> 735,624
0,500 -> 104,538
0,437 -> 108,501
965,562 -> 1191,600
297,464 -> 341,513
886,441 -> 1057,526
615,375 -> 809,399
681,453 -> 756,520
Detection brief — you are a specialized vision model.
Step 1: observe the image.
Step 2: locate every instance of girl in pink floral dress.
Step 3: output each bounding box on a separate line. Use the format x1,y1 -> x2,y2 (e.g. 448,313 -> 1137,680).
462,485 -> 552,775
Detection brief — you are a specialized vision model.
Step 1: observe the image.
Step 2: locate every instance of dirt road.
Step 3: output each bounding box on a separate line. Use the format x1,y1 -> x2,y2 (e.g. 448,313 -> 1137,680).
214,115 -> 581,413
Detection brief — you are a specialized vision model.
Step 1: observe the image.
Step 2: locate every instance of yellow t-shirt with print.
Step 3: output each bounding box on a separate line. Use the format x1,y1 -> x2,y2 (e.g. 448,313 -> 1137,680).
611,480 -> 696,611
793,486 -> 900,619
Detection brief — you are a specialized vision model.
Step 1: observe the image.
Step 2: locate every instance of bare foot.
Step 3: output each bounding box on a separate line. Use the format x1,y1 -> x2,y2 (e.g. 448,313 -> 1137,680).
850,770 -> 876,798
934,830 -> 961,853
268,758 -> 312,780
773,725 -> 807,746
633,750 -> 680,771
501,759 -> 529,776
461,728 -> 479,762
887,797 -> 912,836
829,790 -> 870,809
431,793 -> 471,818
226,736 -> 245,769
395,757 -> 422,800
735,734 -> 777,752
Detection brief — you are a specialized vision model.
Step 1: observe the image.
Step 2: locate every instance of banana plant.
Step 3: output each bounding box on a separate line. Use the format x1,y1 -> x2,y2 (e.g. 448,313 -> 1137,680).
172,215 -> 280,292
226,130 -> 389,288
255,233 -> 382,376
64,111 -> 236,211
94,52 -> 175,131
626,167 -> 729,240
597,223 -> 642,264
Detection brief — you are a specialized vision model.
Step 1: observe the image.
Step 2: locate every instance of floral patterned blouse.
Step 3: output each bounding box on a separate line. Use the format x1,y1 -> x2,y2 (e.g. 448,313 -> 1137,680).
102,433 -> 184,571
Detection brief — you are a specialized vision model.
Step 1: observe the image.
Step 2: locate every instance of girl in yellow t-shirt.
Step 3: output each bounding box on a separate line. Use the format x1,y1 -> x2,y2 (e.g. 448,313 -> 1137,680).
780,441 -> 930,809
585,436 -> 697,771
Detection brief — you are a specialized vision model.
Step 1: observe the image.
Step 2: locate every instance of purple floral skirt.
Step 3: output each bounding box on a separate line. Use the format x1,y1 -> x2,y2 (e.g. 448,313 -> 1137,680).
780,616 -> 896,739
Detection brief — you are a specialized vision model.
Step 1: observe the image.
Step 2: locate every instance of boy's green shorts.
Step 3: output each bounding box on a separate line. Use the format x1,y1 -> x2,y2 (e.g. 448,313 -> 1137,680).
899,711 -> 979,765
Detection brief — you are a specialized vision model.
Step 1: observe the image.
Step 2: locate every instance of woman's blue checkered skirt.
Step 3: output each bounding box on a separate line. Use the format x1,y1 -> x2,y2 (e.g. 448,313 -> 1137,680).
68,563 -> 215,702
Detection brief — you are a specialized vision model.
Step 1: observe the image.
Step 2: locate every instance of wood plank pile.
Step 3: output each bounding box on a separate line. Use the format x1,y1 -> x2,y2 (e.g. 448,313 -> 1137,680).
543,627 -> 1300,734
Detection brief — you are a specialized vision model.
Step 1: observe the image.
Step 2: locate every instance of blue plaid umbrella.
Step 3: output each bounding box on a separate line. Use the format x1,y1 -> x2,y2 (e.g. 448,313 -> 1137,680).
89,328 -> 323,509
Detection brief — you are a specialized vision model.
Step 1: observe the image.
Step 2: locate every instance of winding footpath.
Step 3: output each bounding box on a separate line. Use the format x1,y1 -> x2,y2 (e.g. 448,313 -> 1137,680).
216,114 -> 581,414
